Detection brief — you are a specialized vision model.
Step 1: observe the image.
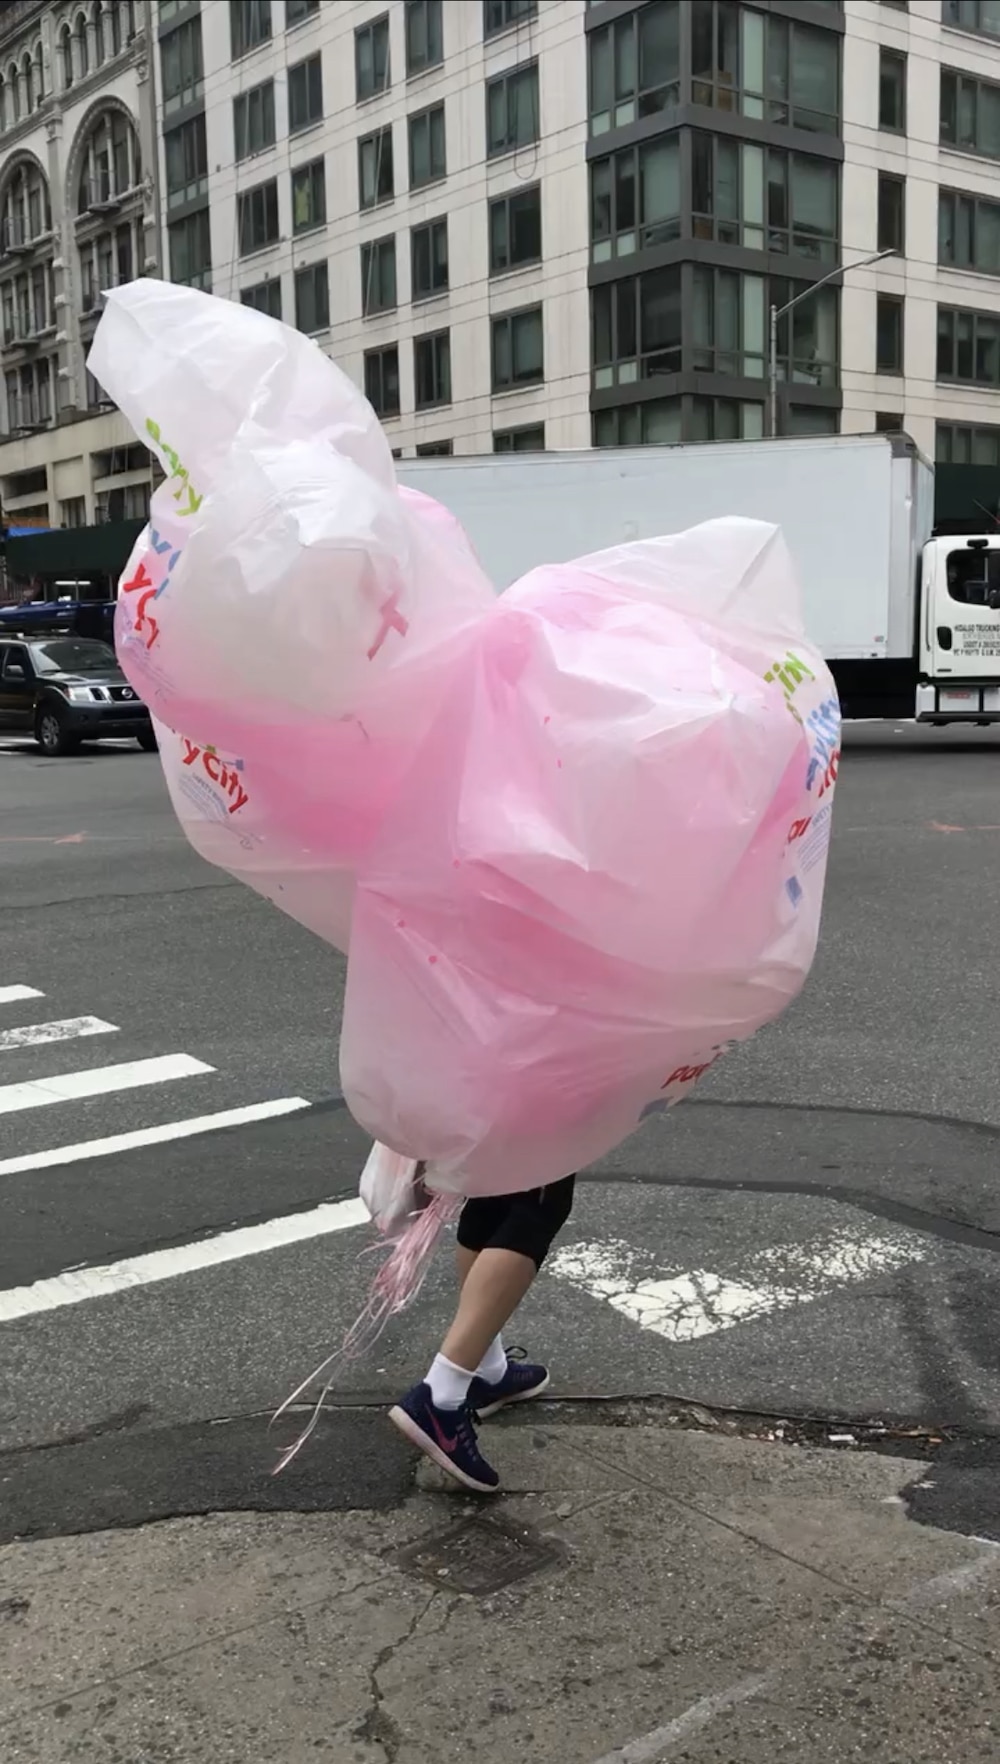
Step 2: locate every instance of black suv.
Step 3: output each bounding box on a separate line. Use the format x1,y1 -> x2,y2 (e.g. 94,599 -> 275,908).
0,636 -> 156,756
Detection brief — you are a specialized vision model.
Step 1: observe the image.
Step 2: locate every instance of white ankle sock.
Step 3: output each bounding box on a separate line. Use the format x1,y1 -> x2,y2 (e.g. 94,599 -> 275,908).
426,1353 -> 474,1409
475,1335 -> 507,1385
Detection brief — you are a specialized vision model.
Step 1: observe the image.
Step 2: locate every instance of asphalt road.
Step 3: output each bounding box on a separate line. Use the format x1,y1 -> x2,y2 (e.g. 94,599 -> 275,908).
3,723 -> 1000,1537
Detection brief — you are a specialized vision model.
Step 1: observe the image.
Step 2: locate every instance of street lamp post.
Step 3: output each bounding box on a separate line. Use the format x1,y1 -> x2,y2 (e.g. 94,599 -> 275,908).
766,248 -> 898,439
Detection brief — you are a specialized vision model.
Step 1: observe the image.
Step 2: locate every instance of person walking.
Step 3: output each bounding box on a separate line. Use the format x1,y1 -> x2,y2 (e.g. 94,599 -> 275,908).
389,1173 -> 576,1492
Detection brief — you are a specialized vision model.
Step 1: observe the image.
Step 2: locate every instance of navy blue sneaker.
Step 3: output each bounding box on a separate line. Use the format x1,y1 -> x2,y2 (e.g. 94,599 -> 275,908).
469,1349 -> 550,1420
389,1383 -> 500,1494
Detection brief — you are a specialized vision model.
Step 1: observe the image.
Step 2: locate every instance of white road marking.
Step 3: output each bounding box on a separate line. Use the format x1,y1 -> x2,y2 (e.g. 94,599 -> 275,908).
0,1196 -> 369,1322
901,1548 -> 1000,1611
549,1226 -> 926,1344
0,1052 -> 213,1116
0,986 -> 44,1005
590,1674 -> 773,1762
0,1095 -> 312,1176
0,1015 -> 119,1053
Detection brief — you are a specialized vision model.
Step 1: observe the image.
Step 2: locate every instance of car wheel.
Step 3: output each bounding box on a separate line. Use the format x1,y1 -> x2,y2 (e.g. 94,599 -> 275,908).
35,704 -> 80,757
137,729 -> 158,752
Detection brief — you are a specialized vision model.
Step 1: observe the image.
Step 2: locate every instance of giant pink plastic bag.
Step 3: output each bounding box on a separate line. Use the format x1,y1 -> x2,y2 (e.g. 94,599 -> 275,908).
340,519 -> 838,1195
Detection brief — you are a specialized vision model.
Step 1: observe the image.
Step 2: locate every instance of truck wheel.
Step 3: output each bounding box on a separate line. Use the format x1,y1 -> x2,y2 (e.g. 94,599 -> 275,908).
137,729 -> 158,752
35,705 -> 80,757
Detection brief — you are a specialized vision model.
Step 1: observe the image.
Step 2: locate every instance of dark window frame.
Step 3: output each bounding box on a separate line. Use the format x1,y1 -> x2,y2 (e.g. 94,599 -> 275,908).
878,47 -> 907,133
493,422 -> 545,452
684,2 -> 840,135
365,343 -> 401,417
231,0 -> 271,61
943,0 -> 1000,40
233,79 -> 275,163
361,234 -> 397,315
491,303 -> 544,391
488,182 -> 541,274
237,177 -> 279,257
486,60 -> 539,158
590,137 -> 681,263
405,0 -> 443,75
294,260 -> 329,334
414,327 -> 451,408
937,302 -> 1000,387
415,439 -> 453,456
876,293 -> 904,375
484,0 -> 537,39
289,52 -> 323,133
355,12 -> 390,101
291,157 -> 326,234
240,278 -> 282,319
167,206 -> 212,288
689,131 -> 839,262
592,398 -> 683,449
286,0 -> 319,25
164,113 -> 208,207
408,102 -> 446,189
940,67 -> 1000,160
877,172 -> 905,254
411,216 -> 449,300
939,187 -> 1000,275
593,266 -> 682,387
358,126 -> 394,209
937,418 -> 1000,464
589,1 -> 680,135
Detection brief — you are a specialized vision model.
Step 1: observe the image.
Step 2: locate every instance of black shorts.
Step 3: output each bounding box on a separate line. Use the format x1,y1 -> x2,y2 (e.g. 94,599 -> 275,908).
456,1174 -> 576,1271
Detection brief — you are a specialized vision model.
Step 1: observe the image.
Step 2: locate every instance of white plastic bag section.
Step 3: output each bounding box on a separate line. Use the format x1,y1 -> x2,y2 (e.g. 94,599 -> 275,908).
340,519 -> 839,1194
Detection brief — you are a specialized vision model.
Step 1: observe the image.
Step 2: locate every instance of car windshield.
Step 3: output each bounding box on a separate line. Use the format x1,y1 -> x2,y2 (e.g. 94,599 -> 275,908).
30,640 -> 118,675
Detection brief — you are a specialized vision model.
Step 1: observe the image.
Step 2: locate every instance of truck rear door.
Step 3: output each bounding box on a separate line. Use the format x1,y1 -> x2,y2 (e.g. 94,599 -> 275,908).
925,540 -> 1000,688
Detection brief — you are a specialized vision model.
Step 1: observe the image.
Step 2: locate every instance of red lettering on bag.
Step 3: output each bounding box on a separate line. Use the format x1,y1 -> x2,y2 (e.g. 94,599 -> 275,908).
788,816 -> 812,843
122,561 -> 152,595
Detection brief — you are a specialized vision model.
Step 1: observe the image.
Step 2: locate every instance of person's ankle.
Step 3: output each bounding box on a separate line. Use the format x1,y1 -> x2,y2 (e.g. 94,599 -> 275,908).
426,1353 -> 474,1409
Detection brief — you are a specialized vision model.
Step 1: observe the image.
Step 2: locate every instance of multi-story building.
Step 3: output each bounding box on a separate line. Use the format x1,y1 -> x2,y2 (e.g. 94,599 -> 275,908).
0,0 -> 160,565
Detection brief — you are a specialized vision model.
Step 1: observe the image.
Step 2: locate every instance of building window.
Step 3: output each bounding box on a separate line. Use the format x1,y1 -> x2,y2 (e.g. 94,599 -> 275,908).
238,179 -> 279,256
365,344 -> 400,417
875,411 -> 903,432
876,294 -> 904,374
589,1 -> 679,134
941,70 -> 1000,159
234,80 -> 275,162
415,439 -> 453,456
691,397 -> 765,442
593,399 -> 682,447
690,134 -> 837,261
291,158 -> 325,233
784,406 -> 838,437
356,14 -> 390,100
294,261 -> 329,333
768,273 -> 839,388
878,173 -> 905,254
164,115 -> 207,209
944,0 -> 1000,38
486,61 -> 539,158
878,49 -> 906,133
287,0 -> 320,24
489,184 -> 541,273
406,0 -> 443,74
231,0 -> 271,60
491,305 -> 543,390
241,279 -> 282,319
937,419 -> 1000,464
938,304 -> 1000,386
168,208 -> 212,289
687,6 -> 840,137
411,217 -> 448,299
160,17 -> 203,115
414,328 -> 451,407
359,127 -> 394,208
484,0 -> 537,37
593,268 -> 682,388
409,103 -> 446,187
289,53 -> 322,132
591,139 -> 679,262
494,423 -> 544,451
361,235 -> 397,314
939,188 -> 1000,275
61,497 -> 87,528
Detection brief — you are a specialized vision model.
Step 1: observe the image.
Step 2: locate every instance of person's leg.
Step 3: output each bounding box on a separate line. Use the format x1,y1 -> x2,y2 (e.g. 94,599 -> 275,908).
389,1176 -> 576,1491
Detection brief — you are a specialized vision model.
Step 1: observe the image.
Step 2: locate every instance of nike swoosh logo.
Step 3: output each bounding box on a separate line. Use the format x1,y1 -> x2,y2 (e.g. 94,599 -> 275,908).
429,1411 -> 458,1452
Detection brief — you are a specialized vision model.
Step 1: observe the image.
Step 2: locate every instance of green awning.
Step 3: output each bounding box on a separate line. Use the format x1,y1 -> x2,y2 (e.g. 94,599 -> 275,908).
2,519 -> 145,578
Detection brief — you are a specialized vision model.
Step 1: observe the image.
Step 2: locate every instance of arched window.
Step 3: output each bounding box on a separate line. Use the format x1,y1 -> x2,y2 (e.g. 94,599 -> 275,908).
0,73 -> 6,134
21,53 -> 33,114
74,12 -> 89,80
2,162 -> 51,249
60,25 -> 73,88
7,64 -> 19,124
91,2 -> 105,68
32,40 -> 44,104
77,108 -> 140,213
125,0 -> 136,42
109,1 -> 121,55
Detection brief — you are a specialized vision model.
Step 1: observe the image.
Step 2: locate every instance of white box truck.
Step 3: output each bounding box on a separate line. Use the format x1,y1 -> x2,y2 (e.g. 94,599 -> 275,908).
399,433 -> 1000,724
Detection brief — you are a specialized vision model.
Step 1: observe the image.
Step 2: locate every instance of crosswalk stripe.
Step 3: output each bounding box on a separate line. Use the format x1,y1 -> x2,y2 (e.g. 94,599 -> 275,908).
548,1226 -> 927,1344
0,986 -> 44,1005
0,1095 -> 312,1176
0,1196 -> 369,1321
0,1053 -> 214,1116
0,1015 -> 119,1053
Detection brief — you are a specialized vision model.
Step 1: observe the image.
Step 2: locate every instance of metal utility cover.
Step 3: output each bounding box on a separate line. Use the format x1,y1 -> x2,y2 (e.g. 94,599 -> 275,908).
389,1514 -> 564,1595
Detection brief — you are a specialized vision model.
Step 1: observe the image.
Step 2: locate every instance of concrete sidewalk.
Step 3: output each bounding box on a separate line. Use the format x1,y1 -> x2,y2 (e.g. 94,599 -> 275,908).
3,1415 -> 1000,1763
